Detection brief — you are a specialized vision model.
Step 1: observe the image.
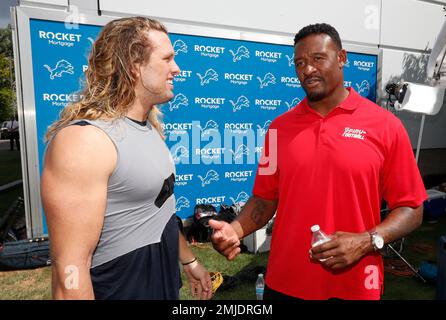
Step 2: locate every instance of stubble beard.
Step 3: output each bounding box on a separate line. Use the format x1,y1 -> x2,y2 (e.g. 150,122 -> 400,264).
304,86 -> 327,102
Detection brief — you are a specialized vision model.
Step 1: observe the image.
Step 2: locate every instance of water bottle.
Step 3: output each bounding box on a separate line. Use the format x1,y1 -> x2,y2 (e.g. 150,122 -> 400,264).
255,273 -> 265,300
311,225 -> 331,262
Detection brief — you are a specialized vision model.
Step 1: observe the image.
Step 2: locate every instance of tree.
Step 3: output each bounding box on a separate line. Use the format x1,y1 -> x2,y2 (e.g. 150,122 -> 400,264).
0,53 -> 12,89
0,25 -> 13,58
0,87 -> 14,121
0,26 -> 15,123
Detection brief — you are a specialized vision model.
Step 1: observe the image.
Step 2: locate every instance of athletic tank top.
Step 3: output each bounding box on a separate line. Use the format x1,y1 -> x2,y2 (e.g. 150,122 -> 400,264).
68,117 -> 176,268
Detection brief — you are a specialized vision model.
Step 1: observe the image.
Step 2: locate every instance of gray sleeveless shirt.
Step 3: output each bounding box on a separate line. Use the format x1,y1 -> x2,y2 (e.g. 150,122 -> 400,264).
65,117 -> 176,268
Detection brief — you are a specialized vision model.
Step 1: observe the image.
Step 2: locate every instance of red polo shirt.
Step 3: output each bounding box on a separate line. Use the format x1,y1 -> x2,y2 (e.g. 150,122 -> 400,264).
253,88 -> 427,300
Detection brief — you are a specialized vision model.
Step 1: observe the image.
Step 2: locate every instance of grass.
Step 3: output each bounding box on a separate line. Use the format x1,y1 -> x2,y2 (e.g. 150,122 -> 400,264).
0,216 -> 444,300
180,243 -> 269,300
0,243 -> 267,300
0,267 -> 51,300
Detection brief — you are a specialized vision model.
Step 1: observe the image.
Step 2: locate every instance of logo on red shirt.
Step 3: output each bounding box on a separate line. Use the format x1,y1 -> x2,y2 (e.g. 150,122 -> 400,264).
342,127 -> 367,140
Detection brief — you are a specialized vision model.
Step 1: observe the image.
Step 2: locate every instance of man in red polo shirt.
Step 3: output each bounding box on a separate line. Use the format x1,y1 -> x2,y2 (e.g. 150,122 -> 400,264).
209,23 -> 427,300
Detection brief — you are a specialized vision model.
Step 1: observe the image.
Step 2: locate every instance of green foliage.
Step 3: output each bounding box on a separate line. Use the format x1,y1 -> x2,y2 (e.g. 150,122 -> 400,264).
0,53 -> 13,88
0,87 -> 14,122
0,26 -> 13,58
0,27 -> 15,123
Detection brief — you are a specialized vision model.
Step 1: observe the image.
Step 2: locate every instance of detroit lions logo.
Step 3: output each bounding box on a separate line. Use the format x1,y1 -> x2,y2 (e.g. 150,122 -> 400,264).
229,46 -> 250,62
230,191 -> 250,205
196,69 -> 219,86
176,196 -> 190,212
168,93 -> 189,111
199,120 -> 219,137
229,95 -> 250,112
44,60 -> 74,80
172,146 -> 189,162
356,80 -> 370,96
231,144 -> 249,160
257,72 -> 276,89
285,54 -> 295,67
285,97 -> 301,110
173,39 -> 188,55
257,120 -> 272,136
197,170 -> 219,187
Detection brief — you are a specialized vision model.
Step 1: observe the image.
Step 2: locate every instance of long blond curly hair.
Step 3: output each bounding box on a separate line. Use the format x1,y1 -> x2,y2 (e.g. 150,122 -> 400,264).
45,17 -> 168,141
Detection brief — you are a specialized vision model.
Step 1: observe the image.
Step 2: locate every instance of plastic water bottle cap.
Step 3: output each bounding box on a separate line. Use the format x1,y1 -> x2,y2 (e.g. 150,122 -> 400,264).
311,225 -> 320,232
258,273 -> 263,277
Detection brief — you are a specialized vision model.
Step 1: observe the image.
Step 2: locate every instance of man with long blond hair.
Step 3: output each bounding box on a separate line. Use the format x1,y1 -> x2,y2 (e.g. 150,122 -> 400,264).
41,17 -> 212,300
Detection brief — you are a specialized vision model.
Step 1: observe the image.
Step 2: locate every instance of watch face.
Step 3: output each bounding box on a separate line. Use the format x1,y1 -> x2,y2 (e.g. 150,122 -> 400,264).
374,235 -> 384,249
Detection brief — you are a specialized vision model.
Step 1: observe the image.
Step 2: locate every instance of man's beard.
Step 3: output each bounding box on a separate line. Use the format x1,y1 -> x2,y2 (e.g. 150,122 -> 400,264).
141,80 -> 172,105
303,87 -> 327,102
302,77 -> 328,102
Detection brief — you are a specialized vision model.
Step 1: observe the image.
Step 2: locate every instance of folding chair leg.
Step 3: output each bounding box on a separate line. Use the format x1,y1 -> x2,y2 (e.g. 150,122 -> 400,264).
387,244 -> 426,283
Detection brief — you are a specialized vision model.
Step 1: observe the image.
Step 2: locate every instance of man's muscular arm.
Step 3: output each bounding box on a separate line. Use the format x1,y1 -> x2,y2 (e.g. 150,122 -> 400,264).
42,125 -> 116,299
209,196 -> 277,260
231,196 -> 278,239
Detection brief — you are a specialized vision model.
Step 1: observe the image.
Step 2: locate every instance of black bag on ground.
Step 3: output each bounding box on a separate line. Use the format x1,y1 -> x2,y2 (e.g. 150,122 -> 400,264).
188,204 -> 217,243
0,197 -> 25,242
0,239 -> 51,271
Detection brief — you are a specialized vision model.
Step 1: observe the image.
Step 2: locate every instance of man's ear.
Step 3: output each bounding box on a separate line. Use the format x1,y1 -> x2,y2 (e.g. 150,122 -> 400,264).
338,49 -> 347,68
130,63 -> 140,80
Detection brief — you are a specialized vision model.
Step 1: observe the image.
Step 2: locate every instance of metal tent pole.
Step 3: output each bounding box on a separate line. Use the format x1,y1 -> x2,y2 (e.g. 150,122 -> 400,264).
415,114 -> 426,164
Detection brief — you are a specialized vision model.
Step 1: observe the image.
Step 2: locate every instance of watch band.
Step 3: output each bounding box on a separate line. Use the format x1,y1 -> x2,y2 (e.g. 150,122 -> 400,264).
370,232 -> 378,251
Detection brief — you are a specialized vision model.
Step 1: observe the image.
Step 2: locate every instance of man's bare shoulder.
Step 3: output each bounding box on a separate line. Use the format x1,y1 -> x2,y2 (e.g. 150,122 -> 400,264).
45,124 -> 117,176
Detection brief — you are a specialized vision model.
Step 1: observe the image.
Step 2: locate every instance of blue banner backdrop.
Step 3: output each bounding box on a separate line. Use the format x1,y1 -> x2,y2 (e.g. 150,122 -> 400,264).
29,19 -> 377,231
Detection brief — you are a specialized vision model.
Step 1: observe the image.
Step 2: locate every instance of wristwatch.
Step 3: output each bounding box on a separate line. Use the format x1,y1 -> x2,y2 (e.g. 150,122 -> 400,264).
368,231 -> 384,251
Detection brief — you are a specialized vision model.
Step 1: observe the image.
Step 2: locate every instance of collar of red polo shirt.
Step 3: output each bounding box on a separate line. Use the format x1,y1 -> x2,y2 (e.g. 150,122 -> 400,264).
294,87 -> 361,116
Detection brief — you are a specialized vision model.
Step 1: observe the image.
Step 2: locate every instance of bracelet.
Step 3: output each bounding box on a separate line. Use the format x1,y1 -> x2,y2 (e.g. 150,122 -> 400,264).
182,257 -> 197,266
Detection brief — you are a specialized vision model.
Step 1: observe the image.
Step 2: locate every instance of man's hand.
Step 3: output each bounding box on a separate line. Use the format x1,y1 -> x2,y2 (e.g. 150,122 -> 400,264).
208,219 -> 241,260
310,231 -> 372,270
183,260 -> 213,300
